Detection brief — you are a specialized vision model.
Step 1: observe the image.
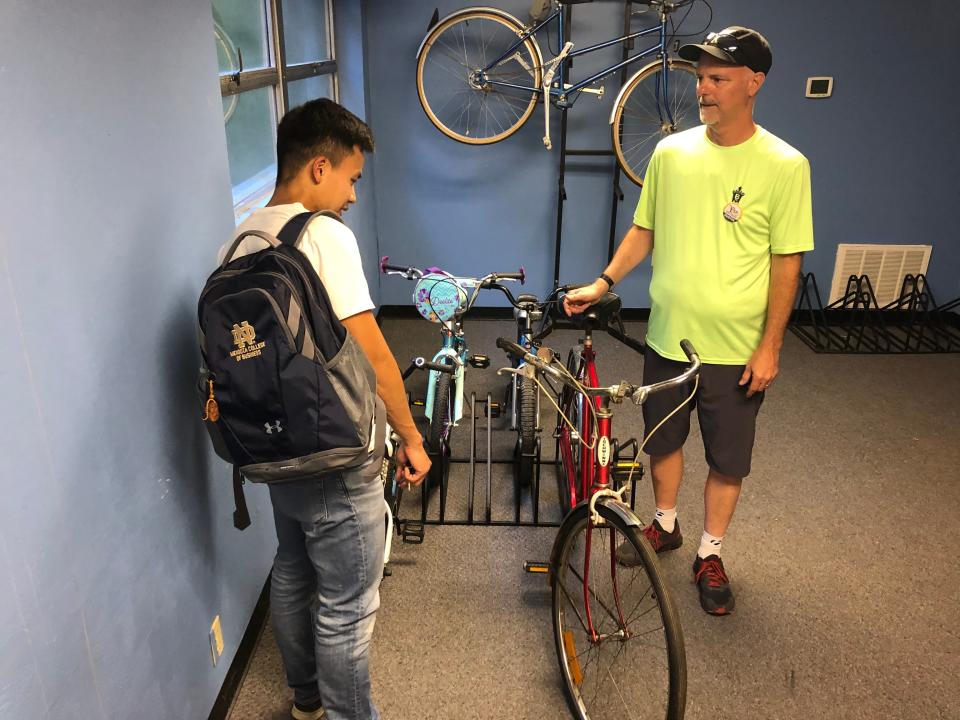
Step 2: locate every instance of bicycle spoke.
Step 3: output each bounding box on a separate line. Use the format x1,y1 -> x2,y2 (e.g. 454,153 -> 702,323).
418,12 -> 539,143
554,508 -> 679,719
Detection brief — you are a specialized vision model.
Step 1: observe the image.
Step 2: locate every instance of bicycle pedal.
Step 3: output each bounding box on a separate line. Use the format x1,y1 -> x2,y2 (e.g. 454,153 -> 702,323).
411,398 -> 425,407
487,401 -> 502,419
524,561 -> 550,574
468,354 -> 490,369
382,566 -> 393,578
400,521 -> 425,544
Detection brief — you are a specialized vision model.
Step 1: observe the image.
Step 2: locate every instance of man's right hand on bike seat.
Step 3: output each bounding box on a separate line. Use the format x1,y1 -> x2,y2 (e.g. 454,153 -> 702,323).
563,279 -> 608,316
397,439 -> 431,487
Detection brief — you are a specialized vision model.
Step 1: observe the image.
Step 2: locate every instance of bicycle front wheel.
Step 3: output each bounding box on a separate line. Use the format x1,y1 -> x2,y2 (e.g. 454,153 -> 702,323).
416,10 -> 543,144
427,371 -> 452,453
612,59 -> 698,187
516,373 -> 538,489
552,501 -> 686,720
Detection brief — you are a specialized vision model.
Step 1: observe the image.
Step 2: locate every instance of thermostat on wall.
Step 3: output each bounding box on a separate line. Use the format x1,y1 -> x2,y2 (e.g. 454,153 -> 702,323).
805,77 -> 833,98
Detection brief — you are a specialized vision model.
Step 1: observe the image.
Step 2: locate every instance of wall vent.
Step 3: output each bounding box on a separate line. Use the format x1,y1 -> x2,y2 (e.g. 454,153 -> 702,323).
829,244 -> 932,306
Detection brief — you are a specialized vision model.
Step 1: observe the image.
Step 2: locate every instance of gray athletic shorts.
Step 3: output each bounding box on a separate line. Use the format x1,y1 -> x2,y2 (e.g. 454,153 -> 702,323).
641,345 -> 765,478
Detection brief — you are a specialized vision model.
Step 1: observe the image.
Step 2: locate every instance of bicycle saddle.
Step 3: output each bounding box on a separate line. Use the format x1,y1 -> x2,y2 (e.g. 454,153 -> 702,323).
516,293 -> 540,305
570,292 -> 621,331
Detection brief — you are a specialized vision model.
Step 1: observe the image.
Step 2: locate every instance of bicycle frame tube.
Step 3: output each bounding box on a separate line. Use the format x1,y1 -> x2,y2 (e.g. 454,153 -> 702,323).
561,24 -> 663,96
481,8 -> 559,76
577,345 -> 599,503
482,14 -> 672,104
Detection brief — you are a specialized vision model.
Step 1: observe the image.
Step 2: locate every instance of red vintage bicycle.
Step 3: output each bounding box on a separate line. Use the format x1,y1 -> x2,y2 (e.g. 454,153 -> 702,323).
497,306 -> 699,720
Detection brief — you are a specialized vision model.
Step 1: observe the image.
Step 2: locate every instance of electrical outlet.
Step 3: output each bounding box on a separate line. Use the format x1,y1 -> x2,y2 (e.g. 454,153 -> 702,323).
209,615 -> 224,666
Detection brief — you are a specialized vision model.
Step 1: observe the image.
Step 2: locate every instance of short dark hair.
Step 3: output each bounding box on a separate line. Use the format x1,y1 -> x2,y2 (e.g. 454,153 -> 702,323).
275,98 -> 375,184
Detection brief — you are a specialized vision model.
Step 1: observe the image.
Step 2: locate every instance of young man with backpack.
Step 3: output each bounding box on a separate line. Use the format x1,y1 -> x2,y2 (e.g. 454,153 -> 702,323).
217,99 -> 429,720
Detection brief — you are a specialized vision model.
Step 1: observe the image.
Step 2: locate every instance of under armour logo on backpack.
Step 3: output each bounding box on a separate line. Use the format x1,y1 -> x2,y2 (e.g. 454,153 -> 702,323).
264,420 -> 283,434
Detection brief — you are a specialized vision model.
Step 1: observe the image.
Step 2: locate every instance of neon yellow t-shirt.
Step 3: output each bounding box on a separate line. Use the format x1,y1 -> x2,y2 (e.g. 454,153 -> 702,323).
634,126 -> 814,364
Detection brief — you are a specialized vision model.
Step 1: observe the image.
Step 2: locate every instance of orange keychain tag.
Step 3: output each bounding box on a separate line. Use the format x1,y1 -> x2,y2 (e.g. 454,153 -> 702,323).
202,379 -> 220,422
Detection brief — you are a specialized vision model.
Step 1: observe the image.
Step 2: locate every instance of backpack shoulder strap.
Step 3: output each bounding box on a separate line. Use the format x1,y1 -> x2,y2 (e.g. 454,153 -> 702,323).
277,210 -> 345,248
220,229 -> 281,269
233,466 -> 251,530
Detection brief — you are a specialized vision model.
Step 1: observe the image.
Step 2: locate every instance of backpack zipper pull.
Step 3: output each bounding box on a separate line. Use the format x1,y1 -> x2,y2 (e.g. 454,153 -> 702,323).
202,379 -> 220,422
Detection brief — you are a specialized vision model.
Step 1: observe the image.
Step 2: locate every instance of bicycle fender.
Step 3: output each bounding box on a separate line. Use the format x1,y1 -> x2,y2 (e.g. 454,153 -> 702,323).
596,497 -> 642,527
548,499 -> 641,574
608,57 -> 688,125
416,6 -> 545,71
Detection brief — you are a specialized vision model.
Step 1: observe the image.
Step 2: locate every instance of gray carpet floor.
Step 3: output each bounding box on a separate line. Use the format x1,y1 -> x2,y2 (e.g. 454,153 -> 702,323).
226,317 -> 960,720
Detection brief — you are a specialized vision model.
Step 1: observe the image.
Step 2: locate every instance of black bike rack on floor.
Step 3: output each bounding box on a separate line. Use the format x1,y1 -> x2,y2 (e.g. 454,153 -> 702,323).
791,272 -> 960,353
392,391 -> 647,547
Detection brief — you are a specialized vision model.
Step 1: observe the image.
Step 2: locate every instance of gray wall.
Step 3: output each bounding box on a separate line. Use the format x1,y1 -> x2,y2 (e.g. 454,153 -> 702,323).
365,0 -> 960,307
0,1 -> 373,718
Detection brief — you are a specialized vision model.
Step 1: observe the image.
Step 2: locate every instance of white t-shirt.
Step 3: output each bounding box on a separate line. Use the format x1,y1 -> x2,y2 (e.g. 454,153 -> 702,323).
218,203 -> 375,321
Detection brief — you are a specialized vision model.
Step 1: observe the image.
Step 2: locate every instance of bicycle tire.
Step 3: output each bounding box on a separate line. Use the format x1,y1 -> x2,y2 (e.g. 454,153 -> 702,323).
516,373 -> 538,489
427,371 -> 452,454
416,10 -> 543,144
611,58 -> 698,187
381,448 -> 400,513
552,501 -> 686,720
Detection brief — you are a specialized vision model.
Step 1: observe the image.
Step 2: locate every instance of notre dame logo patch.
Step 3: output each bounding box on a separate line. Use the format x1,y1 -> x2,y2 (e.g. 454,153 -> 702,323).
229,321 -> 267,362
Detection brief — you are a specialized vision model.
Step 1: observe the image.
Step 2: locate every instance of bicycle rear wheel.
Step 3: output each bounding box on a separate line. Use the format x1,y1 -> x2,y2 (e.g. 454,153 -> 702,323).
416,10 -> 543,144
611,59 -> 698,187
516,373 -> 538,489
552,501 -> 686,720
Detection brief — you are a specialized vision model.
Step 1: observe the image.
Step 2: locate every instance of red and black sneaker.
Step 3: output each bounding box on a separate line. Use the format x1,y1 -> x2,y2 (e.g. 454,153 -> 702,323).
617,518 -> 682,567
642,518 -> 683,553
692,554 -> 735,615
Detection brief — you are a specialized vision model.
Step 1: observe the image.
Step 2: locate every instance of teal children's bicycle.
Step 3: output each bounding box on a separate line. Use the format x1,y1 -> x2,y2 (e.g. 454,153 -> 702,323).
380,258 -> 525,483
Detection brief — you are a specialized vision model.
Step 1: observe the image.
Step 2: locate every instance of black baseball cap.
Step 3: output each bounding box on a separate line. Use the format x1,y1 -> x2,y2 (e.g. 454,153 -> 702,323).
678,26 -> 772,74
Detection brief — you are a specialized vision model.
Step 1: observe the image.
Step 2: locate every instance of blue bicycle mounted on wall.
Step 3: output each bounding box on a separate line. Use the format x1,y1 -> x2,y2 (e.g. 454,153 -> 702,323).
380,258 -> 525,476
415,0 -> 708,186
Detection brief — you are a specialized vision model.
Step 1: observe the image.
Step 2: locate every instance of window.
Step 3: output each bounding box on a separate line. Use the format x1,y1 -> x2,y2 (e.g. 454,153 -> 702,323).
214,0 -> 337,222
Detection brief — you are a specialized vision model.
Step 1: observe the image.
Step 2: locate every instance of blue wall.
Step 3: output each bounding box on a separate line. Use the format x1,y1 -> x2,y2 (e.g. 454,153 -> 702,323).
0,1 -> 373,718
365,0 -> 960,307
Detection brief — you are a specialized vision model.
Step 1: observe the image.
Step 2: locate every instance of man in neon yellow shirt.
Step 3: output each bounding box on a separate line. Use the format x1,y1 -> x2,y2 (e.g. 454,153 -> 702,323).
565,27 -> 813,615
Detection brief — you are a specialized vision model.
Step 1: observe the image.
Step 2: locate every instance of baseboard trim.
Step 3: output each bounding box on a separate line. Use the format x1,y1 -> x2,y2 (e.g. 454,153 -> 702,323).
208,574 -> 272,720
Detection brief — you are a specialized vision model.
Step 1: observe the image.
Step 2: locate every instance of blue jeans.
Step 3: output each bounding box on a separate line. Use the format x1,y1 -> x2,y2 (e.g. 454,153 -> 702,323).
268,454 -> 385,720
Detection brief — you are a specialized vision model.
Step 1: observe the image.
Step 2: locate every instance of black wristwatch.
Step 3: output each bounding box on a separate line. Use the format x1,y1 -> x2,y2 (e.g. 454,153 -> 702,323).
599,273 -> 615,290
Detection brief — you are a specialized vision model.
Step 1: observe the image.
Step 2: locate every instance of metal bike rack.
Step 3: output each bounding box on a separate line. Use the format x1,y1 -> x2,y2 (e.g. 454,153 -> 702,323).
791,272 -> 960,353
393,393 -> 647,545
394,393 -> 560,539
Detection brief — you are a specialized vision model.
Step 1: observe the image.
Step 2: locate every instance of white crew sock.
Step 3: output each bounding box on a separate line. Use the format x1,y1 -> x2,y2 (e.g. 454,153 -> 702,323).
697,531 -> 723,559
653,506 -> 677,533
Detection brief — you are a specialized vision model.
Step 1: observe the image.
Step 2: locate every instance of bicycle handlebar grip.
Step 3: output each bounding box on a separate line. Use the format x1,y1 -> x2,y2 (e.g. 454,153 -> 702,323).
423,360 -> 456,375
379,256 -> 410,274
496,337 -> 529,361
495,268 -> 525,284
679,339 -> 699,361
